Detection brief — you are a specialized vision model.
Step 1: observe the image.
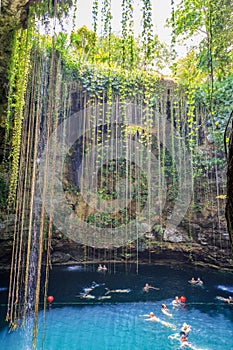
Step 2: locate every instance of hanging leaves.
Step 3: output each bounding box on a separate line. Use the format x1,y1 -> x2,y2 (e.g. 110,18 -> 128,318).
7,28 -> 32,208
141,0 -> 153,64
91,0 -> 99,61
121,0 -> 134,68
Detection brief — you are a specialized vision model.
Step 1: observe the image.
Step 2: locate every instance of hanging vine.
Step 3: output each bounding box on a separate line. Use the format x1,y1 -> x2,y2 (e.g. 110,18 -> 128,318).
101,0 -> 112,67
121,0 -> 134,69
7,27 -> 32,208
141,0 -> 153,66
91,0 -> 99,62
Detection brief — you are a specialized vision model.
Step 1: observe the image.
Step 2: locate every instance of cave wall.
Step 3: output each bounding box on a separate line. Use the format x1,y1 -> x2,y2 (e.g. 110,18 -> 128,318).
0,0 -> 232,271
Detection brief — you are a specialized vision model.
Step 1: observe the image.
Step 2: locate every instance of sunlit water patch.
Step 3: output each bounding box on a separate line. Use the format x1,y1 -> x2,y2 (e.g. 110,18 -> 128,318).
216,285 -> 233,293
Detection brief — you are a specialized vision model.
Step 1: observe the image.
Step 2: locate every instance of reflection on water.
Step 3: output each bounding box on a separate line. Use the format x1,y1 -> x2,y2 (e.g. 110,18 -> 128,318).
216,285 -> 233,293
0,264 -> 233,349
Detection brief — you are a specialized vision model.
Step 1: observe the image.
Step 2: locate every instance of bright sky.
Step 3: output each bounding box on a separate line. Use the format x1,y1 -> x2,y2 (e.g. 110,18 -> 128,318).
75,0 -> 172,46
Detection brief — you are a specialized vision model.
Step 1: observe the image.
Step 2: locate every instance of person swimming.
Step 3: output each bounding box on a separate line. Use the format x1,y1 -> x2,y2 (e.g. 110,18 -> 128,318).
216,295 -> 233,303
188,277 -> 196,284
97,295 -> 111,300
83,281 -> 104,293
143,312 -> 176,330
181,322 -> 191,335
161,304 -> 172,318
78,293 -> 96,299
172,296 -> 180,307
196,277 -> 203,286
97,264 -> 103,271
180,333 -> 192,348
143,283 -> 151,292
143,283 -> 160,292
148,312 -> 160,322
105,288 -> 131,295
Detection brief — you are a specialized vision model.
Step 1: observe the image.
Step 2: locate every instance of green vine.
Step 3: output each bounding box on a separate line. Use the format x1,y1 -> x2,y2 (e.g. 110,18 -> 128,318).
141,0 -> 153,65
121,0 -> 134,69
7,27 -> 32,207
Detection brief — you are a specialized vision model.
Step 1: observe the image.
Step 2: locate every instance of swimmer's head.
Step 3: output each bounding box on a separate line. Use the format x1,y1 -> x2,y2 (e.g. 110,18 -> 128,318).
149,312 -> 154,317
161,304 -> 166,309
182,322 -> 191,330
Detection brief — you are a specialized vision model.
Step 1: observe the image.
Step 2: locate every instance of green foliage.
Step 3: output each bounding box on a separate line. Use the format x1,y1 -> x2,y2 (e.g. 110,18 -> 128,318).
4,0 -> 233,227
66,25 -> 169,73
171,0 -> 233,78
141,0 -> 153,63
7,28 -> 32,207
87,211 -> 120,228
27,0 -> 74,22
0,175 -> 8,210
70,26 -> 96,62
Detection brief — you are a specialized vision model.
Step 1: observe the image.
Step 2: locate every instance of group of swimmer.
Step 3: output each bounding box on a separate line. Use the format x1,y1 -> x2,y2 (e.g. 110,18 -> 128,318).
179,322 -> 192,348
188,277 -> 233,305
142,303 -> 193,348
97,264 -> 107,272
188,277 -> 203,286
79,281 -> 106,299
141,279 -> 201,348
78,280 -> 131,300
142,302 -> 196,348
77,269 -> 232,349
141,277 -> 232,349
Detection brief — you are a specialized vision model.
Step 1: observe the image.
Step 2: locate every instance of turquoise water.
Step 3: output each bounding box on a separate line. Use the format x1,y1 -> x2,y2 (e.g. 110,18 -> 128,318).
0,264 -> 233,349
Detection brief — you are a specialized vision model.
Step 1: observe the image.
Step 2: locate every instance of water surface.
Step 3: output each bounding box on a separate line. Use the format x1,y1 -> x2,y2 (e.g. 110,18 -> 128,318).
0,263 -> 233,349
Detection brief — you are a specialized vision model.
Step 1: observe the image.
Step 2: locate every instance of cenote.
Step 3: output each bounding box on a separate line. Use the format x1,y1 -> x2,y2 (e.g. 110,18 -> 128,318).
1,0 -> 233,350
1,264 -> 233,350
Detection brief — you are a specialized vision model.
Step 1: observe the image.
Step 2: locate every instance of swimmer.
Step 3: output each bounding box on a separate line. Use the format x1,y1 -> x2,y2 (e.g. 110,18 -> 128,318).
83,281 -> 104,293
78,293 -> 96,299
196,277 -> 203,286
188,277 -> 197,284
97,295 -> 111,300
172,296 -> 180,307
143,283 -> 160,292
144,312 -> 176,330
102,265 -> 107,271
97,264 -> 103,271
161,304 -> 172,318
180,334 -> 192,348
181,322 -> 191,335
147,312 -> 160,322
91,281 -> 105,289
216,295 -> 233,303
143,283 -> 151,292
169,332 -> 198,350
105,288 -> 131,295
91,281 -> 99,288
